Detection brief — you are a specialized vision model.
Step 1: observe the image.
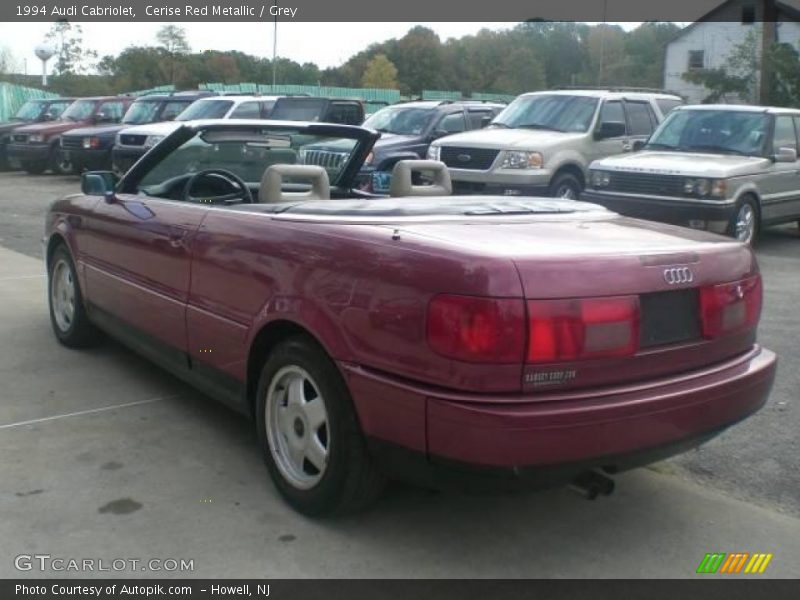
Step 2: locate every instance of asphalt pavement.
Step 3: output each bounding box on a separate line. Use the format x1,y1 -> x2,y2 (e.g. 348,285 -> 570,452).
0,171 -> 798,578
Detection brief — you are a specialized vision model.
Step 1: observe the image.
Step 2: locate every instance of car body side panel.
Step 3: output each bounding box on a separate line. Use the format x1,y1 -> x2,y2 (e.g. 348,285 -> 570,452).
187,211 -> 525,392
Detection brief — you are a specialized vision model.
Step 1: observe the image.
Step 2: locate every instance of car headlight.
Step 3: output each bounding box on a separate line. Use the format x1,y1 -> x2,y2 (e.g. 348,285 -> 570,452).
83,137 -> 101,149
500,150 -> 543,169
684,178 -> 726,198
29,134 -> 45,143
590,170 -> 611,188
427,145 -> 440,161
144,135 -> 164,148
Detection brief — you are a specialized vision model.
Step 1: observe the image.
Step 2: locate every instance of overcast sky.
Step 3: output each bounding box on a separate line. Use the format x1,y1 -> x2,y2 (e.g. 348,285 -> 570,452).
0,21 -> 656,73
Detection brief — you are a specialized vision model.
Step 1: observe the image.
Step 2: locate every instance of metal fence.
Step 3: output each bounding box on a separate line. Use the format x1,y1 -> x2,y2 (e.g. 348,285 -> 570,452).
0,82 -> 59,122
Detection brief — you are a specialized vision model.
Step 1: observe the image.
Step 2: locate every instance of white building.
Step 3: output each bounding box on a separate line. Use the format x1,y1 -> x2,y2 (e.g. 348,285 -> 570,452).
663,0 -> 800,104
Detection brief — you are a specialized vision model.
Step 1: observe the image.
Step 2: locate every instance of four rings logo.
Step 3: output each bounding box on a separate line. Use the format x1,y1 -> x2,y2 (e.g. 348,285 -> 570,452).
663,266 -> 694,285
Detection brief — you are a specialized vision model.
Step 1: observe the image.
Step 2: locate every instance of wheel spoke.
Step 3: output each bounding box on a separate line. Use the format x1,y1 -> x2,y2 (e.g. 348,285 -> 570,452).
287,441 -> 305,472
304,397 -> 326,430
305,437 -> 327,471
277,404 -> 291,433
286,377 -> 305,407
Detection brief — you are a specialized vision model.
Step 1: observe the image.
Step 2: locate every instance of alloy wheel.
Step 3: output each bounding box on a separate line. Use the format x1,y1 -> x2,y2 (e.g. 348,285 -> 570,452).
51,259 -> 76,332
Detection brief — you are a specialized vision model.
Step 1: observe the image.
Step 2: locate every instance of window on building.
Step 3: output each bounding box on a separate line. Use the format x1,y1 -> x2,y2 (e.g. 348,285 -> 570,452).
688,50 -> 705,70
742,4 -> 756,24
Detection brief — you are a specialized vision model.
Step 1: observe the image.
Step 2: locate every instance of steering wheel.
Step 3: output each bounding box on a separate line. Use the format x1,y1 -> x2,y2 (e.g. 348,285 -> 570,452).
181,168 -> 254,205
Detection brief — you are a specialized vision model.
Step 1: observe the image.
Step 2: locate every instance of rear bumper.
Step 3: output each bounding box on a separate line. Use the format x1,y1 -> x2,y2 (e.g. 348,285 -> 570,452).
582,190 -> 737,233
343,346 -> 776,490
7,143 -> 50,163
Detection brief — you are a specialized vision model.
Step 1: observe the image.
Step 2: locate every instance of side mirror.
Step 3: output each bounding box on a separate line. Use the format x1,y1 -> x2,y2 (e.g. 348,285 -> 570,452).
632,140 -> 646,152
774,146 -> 798,163
81,171 -> 118,202
595,121 -> 627,140
480,116 -> 493,128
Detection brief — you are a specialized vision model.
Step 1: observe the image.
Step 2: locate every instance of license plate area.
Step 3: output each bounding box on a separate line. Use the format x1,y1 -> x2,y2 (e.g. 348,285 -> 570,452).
639,289 -> 700,348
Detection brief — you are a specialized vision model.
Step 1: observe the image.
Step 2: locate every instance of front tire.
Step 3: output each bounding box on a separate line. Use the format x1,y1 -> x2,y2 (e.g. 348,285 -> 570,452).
22,160 -> 47,175
48,245 -> 101,347
727,197 -> 759,245
256,335 -> 385,516
549,171 -> 582,199
50,145 -> 74,175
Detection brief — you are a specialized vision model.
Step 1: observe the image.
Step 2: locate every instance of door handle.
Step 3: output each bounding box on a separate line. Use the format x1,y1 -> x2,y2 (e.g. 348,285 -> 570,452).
622,141 -> 633,152
168,229 -> 187,249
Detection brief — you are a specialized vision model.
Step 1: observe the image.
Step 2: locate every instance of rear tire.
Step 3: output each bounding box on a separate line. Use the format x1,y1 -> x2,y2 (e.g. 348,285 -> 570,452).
549,171 -> 582,199
48,245 -> 101,348
256,335 -> 385,516
727,197 -> 760,245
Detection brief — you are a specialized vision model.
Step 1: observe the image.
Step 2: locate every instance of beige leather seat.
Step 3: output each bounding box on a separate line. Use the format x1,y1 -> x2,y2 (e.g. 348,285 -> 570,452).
258,164 -> 331,203
389,159 -> 452,198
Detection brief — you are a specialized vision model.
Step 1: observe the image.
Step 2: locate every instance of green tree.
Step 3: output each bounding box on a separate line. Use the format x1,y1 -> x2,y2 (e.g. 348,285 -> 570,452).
156,25 -> 190,85
45,22 -> 97,75
361,54 -> 398,89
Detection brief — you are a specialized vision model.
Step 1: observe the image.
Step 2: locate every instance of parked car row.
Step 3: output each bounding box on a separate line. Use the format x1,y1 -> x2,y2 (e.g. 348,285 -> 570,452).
0,92 -> 366,175
423,88 -> 800,243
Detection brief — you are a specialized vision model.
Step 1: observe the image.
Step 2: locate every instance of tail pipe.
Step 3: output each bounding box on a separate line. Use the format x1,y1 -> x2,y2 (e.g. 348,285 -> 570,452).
568,470 -> 615,500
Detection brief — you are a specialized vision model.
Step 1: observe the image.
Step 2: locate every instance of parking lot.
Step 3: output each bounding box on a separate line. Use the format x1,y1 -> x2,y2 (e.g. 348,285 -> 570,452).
0,170 -> 799,578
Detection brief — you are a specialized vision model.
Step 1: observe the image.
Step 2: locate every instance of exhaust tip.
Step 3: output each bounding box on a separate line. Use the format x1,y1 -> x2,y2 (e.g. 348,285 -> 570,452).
568,470 -> 615,500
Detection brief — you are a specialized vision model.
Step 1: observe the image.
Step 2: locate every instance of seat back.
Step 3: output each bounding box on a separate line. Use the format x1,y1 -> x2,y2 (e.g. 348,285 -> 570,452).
258,164 -> 330,204
389,160 -> 452,198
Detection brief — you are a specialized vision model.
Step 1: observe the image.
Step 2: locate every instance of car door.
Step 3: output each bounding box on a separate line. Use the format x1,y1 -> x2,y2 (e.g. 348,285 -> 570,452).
80,193 -> 207,368
590,99 -> 630,162
762,114 -> 800,222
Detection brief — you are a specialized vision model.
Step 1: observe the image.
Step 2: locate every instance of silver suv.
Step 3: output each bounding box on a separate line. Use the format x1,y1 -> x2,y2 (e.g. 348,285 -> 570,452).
583,104 -> 800,244
427,89 -> 682,198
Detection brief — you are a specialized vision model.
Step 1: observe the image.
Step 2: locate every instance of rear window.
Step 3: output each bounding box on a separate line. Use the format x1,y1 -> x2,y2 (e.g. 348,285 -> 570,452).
656,98 -> 683,117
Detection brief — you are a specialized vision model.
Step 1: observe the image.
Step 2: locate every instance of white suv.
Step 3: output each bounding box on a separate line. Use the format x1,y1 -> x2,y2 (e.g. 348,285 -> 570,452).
427,89 -> 683,198
112,95 -> 280,173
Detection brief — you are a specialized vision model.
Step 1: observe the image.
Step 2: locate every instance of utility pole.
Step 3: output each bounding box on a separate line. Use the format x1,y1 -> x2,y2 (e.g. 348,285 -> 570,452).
272,1 -> 278,88
598,0 -> 608,85
760,0 -> 777,104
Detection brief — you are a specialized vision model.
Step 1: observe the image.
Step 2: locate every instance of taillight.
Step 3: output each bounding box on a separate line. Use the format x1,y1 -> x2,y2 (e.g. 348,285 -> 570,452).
699,275 -> 762,339
427,294 -> 525,363
527,296 -> 640,363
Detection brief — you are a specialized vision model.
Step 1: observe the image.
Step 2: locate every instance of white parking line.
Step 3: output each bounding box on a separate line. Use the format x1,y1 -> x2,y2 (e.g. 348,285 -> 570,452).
0,394 -> 179,431
0,274 -> 45,282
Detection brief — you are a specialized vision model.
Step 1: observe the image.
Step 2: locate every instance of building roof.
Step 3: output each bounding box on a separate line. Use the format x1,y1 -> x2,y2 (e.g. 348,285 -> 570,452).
668,0 -> 800,44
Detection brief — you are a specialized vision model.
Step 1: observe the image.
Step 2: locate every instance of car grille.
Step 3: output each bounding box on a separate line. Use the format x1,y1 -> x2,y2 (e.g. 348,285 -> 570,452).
606,172 -> 685,196
640,289 -> 700,348
60,137 -> 82,149
301,150 -> 349,170
12,134 -> 28,143
440,147 -> 500,170
119,134 -> 147,146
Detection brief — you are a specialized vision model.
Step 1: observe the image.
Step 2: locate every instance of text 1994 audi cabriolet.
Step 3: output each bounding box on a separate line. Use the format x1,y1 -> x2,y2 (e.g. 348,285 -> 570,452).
45,120 -> 777,515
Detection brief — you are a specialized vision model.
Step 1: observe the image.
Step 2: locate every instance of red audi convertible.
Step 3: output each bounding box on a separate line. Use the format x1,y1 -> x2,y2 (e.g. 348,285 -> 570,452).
45,120 -> 777,515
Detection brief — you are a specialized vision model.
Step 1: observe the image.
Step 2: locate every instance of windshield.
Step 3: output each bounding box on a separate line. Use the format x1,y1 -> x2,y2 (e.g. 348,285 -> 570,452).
123,101 -> 161,125
13,101 -> 46,121
176,99 -> 234,121
647,110 -> 769,156
138,127 -> 360,193
363,107 -> 435,135
61,100 -> 97,121
491,94 -> 598,132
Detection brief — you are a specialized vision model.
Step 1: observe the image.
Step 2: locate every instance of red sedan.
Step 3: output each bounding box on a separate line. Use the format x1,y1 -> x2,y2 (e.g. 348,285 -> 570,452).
45,121 -> 777,515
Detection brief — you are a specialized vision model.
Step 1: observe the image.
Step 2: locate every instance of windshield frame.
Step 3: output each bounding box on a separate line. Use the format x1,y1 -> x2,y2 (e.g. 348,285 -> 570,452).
118,121 -> 380,195
490,94 -> 600,133
362,106 -> 437,135
644,108 -> 771,157
61,99 -> 98,122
